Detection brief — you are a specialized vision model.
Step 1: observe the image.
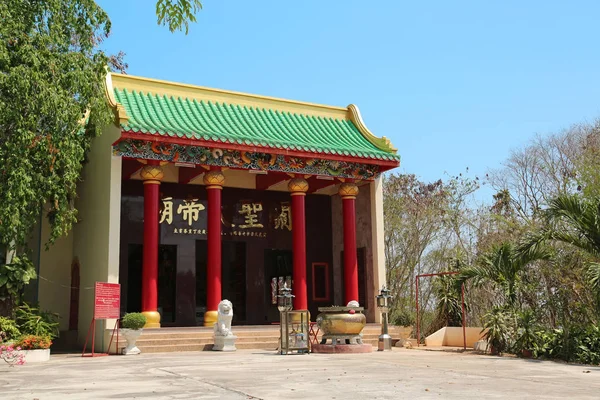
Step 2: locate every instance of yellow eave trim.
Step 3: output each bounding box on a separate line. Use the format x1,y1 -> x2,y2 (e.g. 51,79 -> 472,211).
111,72 -> 347,111
105,72 -> 129,126
109,72 -> 349,120
347,104 -> 397,154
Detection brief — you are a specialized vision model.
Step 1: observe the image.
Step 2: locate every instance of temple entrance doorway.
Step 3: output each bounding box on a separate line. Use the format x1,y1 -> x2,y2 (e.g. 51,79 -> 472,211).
126,244 -> 177,324
264,249 -> 293,323
196,240 -> 247,325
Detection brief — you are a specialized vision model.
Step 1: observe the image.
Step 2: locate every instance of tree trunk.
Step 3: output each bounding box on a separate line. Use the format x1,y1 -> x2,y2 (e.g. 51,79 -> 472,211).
0,296 -> 14,318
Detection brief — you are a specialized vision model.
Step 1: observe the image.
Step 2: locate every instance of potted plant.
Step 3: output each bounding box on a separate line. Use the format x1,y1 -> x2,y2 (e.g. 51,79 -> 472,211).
8,303 -> 59,363
482,307 -> 512,355
514,310 -> 537,358
15,335 -> 52,362
120,313 -> 146,355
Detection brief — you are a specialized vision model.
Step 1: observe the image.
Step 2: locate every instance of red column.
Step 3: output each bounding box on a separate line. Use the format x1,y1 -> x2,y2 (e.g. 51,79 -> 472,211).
340,183 -> 359,305
288,178 -> 309,310
140,161 -> 164,328
203,168 -> 225,327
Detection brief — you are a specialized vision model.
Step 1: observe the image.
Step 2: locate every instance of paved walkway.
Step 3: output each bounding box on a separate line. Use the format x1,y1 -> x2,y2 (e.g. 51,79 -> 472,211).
1,348 -> 599,399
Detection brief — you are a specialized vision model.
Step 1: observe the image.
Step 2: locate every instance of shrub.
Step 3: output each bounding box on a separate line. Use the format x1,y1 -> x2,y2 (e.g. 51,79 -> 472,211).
513,310 -> 538,355
482,307 -> 514,354
533,328 -> 564,360
16,303 -> 59,339
532,324 -> 600,365
16,335 -> 52,350
390,309 -> 414,327
121,313 -> 146,330
0,317 -> 20,342
573,325 -> 600,365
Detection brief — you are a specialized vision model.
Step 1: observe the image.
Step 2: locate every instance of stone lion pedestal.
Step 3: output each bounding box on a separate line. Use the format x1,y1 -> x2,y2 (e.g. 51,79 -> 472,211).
213,299 -> 238,352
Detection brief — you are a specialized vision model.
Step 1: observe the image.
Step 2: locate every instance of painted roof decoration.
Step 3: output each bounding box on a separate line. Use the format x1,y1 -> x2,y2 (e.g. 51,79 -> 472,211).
106,73 -> 399,163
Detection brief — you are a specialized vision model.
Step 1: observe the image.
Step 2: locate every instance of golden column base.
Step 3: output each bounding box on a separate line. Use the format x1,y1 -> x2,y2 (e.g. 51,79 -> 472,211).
204,310 -> 218,327
141,311 -> 161,329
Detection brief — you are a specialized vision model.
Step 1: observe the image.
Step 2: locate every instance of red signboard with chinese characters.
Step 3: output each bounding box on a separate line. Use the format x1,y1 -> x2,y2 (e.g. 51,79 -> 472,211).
94,282 -> 120,320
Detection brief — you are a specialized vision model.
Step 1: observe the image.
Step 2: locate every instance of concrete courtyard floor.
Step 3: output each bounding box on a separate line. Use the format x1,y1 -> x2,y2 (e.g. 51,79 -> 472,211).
1,348 -> 599,399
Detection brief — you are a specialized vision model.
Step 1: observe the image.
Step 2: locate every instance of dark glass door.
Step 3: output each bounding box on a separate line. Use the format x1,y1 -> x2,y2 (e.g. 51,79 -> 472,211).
196,240 -> 247,325
126,244 -> 177,325
195,240 -> 207,325
222,241 -> 247,323
264,249 -> 292,323
158,245 -> 177,324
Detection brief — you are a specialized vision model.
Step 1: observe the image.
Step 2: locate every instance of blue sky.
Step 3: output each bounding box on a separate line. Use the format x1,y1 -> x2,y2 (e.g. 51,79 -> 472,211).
98,1 -> 600,201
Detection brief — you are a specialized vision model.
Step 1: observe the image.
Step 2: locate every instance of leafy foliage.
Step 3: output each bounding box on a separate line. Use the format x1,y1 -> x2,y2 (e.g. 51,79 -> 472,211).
0,0 -> 114,313
459,242 -> 550,308
15,303 -> 59,339
0,0 -> 204,318
121,313 -> 146,330
482,307 -> 514,355
0,257 -> 36,305
0,316 -> 20,342
431,273 -> 463,331
156,0 -> 202,34
523,194 -> 600,301
513,309 -> 537,354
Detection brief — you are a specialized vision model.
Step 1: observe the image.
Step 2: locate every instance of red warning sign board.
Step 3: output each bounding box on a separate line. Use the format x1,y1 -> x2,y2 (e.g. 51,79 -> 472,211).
94,282 -> 120,320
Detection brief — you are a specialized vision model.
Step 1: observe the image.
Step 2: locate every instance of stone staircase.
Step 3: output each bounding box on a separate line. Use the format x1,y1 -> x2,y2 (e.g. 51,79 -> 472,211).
130,324 -> 412,354
134,326 -> 279,353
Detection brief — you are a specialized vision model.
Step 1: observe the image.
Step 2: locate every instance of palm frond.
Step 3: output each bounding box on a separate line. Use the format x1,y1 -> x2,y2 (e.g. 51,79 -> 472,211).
541,195 -> 600,258
587,262 -> 600,291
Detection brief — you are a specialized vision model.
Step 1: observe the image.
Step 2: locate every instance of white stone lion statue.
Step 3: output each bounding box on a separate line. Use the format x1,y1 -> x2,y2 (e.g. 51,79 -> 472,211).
214,299 -> 234,337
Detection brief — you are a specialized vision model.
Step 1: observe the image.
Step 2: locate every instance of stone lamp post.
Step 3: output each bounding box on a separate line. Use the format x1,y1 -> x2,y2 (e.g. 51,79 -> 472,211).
376,287 -> 393,351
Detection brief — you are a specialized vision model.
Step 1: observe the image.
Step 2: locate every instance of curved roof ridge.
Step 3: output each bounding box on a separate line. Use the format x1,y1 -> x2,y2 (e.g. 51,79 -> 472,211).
110,72 -> 348,120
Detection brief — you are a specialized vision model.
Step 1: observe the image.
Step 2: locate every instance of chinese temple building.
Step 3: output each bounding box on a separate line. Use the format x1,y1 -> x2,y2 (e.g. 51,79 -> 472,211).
31,73 -> 399,349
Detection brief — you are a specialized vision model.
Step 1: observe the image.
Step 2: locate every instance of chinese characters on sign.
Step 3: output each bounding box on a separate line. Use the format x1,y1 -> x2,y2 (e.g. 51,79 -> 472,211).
159,197 -> 174,224
160,197 -> 206,226
159,198 -> 291,238
274,203 -> 292,231
239,203 -> 264,228
178,199 -> 205,226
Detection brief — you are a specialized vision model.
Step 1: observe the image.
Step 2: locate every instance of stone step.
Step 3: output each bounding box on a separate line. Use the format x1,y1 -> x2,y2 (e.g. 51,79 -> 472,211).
137,341 -> 279,353
136,335 -> 281,346
137,344 -> 211,353
138,331 -> 280,338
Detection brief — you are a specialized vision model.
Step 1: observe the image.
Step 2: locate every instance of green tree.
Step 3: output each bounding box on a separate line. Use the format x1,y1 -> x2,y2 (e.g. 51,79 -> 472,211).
459,242 -> 550,309
524,194 -> 600,305
383,174 -> 450,326
156,0 -> 203,34
0,0 -> 201,315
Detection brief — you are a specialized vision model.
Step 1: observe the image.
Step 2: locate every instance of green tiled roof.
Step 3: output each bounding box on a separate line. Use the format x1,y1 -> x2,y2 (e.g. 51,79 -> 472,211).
114,88 -> 399,161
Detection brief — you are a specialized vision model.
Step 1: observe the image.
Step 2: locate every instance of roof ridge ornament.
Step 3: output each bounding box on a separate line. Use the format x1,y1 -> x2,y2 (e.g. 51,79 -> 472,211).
346,104 -> 397,154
